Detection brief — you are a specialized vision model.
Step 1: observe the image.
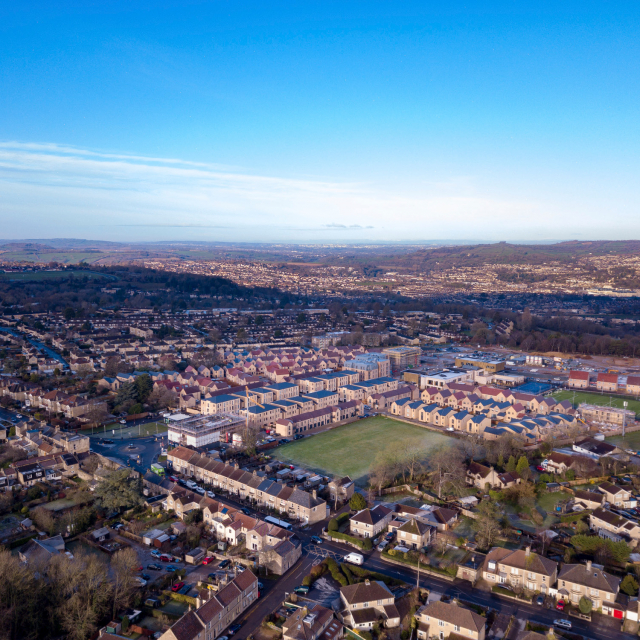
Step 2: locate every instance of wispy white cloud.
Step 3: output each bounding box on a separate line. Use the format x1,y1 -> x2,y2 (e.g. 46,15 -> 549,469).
0,141 -> 552,242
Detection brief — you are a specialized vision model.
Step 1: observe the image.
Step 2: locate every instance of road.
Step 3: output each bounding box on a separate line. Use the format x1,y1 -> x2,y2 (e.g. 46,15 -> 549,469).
90,435 -> 165,473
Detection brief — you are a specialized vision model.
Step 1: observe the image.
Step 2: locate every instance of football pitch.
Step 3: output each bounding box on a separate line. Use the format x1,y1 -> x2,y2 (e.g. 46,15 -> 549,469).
551,390 -> 640,417
275,415 -> 451,485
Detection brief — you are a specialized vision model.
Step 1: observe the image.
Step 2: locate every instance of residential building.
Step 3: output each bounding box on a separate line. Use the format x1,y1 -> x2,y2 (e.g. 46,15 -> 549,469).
349,505 -> 393,538
396,518 -> 433,550
568,371 -> 590,389
598,482 -> 636,508
589,507 -> 640,542
283,604 -> 343,640
328,476 -> 355,505
482,546 -> 557,594
339,580 -> 400,631
158,570 -> 258,640
596,373 -> 619,392
415,601 -> 486,640
556,560 -> 620,613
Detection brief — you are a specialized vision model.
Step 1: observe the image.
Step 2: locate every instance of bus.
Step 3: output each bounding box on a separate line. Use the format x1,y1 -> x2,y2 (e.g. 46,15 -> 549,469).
264,515 -> 293,531
150,463 -> 165,476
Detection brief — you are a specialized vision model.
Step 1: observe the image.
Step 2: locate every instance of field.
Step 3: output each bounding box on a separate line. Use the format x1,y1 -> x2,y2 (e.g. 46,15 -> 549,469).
551,390 -> 640,417
0,269 -> 114,282
605,431 -> 640,450
85,421 -> 167,439
275,416 -> 451,485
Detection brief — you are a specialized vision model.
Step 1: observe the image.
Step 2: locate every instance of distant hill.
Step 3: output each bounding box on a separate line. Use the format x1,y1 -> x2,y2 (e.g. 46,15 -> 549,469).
374,240 -> 640,271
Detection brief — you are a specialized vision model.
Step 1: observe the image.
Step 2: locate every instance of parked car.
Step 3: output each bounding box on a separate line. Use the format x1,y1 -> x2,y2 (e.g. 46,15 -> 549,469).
385,532 -> 395,541
194,486 -> 205,495
202,557 -> 215,565
257,582 -> 263,590
150,550 -> 161,558
280,438 -> 290,444
240,508 -> 251,516
169,476 -> 178,482
556,600 -> 565,611
310,535 -> 322,544
536,595 -> 545,606
147,564 -> 161,571
208,573 -> 217,581
160,555 -> 172,562
294,434 -> 304,440
165,565 -> 176,572
219,559 -> 231,569
134,577 -> 147,587
178,585 -> 191,595
141,573 -> 151,581
536,465 -> 546,472
553,620 -> 572,630
207,490 -> 216,498
228,623 -> 242,635
377,540 -> 389,552
171,581 -> 185,592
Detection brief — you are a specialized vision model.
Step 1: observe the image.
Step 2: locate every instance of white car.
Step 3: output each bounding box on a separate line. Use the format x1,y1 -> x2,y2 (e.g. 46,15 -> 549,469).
134,577 -> 147,587
446,427 -> 454,432
553,620 -> 571,630
207,491 -> 216,499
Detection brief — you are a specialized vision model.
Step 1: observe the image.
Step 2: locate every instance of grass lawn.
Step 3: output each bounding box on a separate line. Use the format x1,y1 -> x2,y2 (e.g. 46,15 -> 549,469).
42,494 -> 93,512
275,416 -> 451,485
606,431 -> 640,451
551,389 -> 640,418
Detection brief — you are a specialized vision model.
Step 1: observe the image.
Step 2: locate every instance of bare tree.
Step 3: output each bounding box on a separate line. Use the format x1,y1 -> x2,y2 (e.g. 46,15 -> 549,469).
426,445 -> 466,499
33,506 -> 57,536
369,452 -> 395,495
110,547 -> 139,619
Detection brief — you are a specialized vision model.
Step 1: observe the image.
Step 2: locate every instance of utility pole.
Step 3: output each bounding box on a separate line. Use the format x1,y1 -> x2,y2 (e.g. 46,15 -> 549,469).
623,401 -> 628,438
416,557 -> 420,589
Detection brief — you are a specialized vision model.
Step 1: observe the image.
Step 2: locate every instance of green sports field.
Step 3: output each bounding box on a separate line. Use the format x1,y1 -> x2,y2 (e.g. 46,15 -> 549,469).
551,390 -> 640,417
275,415 -> 451,485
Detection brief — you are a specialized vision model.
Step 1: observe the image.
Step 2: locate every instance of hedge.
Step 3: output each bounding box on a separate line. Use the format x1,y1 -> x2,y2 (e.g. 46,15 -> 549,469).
336,512 -> 351,526
341,563 -> 354,585
8,534 -> 37,550
302,562 -> 327,587
161,590 -> 198,606
491,585 -> 531,602
326,530 -> 373,550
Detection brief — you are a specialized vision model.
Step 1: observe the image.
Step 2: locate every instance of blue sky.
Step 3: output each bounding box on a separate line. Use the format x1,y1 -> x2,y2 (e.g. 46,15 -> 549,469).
1,1 -> 639,243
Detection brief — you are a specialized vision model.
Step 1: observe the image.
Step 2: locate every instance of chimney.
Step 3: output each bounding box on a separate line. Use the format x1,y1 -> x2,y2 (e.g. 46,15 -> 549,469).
365,579 -> 370,586
525,545 -> 531,556
586,560 -> 592,572
312,489 -> 317,500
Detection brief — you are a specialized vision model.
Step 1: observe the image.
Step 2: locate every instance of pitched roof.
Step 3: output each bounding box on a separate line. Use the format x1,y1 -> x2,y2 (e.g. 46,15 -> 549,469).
419,601 -> 485,633
558,563 -> 620,593
340,580 -> 394,605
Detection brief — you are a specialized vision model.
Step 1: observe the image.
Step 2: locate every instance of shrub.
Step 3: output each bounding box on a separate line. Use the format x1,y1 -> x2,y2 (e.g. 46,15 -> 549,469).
328,518 -> 338,532
349,493 -> 367,511
621,574 -> 639,596
326,530 -> 371,550
336,512 -> 351,526
579,596 -> 593,614
341,563 -> 354,585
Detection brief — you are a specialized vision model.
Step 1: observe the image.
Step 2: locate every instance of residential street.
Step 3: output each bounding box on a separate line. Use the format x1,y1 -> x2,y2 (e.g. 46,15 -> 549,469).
231,525 -> 635,640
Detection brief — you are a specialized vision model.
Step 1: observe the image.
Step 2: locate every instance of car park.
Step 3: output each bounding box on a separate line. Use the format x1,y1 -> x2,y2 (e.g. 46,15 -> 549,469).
147,564 -> 161,571
141,573 -> 151,581
165,565 -> 176,572
150,550 -> 161,558
134,577 -> 147,587
171,582 -> 185,592
160,555 -> 172,562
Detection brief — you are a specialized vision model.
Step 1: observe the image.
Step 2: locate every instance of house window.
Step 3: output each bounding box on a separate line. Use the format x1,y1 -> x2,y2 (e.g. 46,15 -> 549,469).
438,621 -> 445,627
455,626 -> 460,632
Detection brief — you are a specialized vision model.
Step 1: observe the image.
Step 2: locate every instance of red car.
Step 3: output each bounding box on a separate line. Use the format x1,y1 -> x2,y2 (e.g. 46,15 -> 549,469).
202,557 -> 214,565
160,555 -> 171,562
536,466 -> 546,472
171,581 -> 185,592
556,600 -> 565,611
135,565 -> 143,572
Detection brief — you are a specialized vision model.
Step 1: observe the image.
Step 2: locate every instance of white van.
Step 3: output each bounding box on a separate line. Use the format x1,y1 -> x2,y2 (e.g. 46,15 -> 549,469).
186,480 -> 197,489
344,552 -> 364,566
